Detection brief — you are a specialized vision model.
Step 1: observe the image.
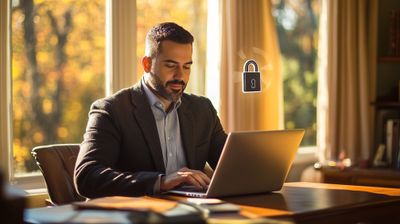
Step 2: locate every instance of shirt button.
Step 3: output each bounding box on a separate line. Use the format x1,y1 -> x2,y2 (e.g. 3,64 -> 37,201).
169,153 -> 172,157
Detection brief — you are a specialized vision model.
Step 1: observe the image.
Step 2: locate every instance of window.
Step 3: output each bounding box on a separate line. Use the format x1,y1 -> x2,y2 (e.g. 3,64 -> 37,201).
136,0 -> 208,96
11,0 -> 105,175
271,0 -> 320,146
7,0 -> 208,183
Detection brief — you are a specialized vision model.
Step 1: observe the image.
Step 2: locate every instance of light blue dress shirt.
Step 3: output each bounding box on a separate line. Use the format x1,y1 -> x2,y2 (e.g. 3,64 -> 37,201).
142,79 -> 187,175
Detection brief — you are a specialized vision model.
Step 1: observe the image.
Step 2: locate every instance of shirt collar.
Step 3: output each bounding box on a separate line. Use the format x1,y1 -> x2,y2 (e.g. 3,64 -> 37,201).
141,78 -> 182,111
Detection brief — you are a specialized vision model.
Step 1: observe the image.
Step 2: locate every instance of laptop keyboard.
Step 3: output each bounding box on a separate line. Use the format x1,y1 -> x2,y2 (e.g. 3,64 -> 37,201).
174,185 -> 208,193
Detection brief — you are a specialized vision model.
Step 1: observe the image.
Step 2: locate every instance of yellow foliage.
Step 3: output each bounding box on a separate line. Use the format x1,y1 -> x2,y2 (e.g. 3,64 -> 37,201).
94,36 -> 105,48
78,40 -> 91,52
37,51 -> 49,64
65,101 -> 81,122
79,69 -> 94,84
42,99 -> 53,114
33,131 -> 44,143
21,82 -> 32,98
13,141 -> 29,172
50,36 -> 58,46
57,127 -> 69,139
14,107 -> 23,120
286,121 -> 295,129
12,58 -> 21,79
11,0 -> 107,174
23,122 -> 31,130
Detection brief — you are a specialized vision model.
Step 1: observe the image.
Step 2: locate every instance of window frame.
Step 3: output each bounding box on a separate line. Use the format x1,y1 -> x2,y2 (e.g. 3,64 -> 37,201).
1,0 -> 137,190
0,0 -> 12,183
105,0 -> 136,95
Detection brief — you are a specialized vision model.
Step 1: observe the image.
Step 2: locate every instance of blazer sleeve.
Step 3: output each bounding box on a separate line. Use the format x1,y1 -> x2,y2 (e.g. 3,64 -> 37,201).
74,99 -> 160,198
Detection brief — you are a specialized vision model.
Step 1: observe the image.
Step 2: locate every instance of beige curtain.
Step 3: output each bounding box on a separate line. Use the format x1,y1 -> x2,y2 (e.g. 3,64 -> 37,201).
318,0 -> 377,164
219,0 -> 282,132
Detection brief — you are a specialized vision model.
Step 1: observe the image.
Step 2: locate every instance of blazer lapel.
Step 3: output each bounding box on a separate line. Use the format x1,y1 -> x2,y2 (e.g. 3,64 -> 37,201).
130,84 -> 165,173
178,96 -> 196,169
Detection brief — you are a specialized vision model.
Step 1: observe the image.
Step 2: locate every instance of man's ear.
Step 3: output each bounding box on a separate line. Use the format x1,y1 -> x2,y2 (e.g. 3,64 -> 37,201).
142,56 -> 152,73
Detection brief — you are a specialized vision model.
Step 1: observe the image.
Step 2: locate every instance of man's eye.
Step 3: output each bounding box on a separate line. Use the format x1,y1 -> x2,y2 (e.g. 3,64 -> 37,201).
183,65 -> 191,70
165,63 -> 176,68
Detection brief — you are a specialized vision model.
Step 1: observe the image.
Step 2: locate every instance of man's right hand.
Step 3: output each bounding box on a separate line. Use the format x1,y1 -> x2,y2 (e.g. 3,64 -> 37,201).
160,167 -> 210,192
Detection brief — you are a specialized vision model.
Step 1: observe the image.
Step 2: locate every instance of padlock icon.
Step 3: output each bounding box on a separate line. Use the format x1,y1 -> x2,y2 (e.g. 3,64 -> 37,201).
242,59 -> 261,93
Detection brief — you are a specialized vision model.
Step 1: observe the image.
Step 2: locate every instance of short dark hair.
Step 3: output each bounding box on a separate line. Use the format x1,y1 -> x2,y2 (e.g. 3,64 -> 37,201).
145,22 -> 194,58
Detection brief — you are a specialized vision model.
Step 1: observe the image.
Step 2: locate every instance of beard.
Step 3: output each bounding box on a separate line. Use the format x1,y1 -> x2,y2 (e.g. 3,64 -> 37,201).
148,72 -> 186,102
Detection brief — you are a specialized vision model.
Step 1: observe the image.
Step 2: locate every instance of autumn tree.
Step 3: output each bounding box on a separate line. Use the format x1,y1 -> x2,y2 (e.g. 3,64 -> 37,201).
12,0 -> 105,172
11,0 -> 205,174
272,0 -> 320,146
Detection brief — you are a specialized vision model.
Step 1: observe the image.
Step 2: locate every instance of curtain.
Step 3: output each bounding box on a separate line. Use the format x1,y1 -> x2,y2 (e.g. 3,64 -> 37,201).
218,0 -> 282,132
317,0 -> 377,165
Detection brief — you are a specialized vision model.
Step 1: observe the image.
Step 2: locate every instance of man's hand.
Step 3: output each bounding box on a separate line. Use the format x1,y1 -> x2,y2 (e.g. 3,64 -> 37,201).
160,167 -> 210,192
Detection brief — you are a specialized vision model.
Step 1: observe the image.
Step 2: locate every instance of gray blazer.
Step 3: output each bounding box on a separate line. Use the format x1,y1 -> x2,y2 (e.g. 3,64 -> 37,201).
74,82 -> 227,198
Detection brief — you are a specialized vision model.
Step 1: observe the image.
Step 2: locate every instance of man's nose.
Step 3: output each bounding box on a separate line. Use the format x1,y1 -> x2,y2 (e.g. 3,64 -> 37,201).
174,66 -> 184,79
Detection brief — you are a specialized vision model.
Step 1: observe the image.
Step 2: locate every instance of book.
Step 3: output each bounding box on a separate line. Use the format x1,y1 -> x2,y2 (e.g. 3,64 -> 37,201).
385,119 -> 400,168
392,120 -> 400,168
373,144 -> 386,167
397,146 -> 400,169
73,196 -> 205,223
386,119 -> 394,164
73,196 -> 177,213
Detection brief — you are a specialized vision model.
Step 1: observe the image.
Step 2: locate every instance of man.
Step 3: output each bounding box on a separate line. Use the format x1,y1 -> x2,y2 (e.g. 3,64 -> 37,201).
74,22 -> 227,198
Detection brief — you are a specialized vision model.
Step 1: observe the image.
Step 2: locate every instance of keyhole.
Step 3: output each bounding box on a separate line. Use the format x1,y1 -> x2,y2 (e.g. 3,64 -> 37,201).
251,79 -> 256,88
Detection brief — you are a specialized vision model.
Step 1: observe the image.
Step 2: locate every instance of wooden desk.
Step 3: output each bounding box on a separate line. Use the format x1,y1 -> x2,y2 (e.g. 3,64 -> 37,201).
25,182 -> 400,224
221,182 -> 400,224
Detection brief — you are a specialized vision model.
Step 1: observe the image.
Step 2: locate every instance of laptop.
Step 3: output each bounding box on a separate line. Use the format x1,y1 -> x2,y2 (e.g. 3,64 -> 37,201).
167,129 -> 305,198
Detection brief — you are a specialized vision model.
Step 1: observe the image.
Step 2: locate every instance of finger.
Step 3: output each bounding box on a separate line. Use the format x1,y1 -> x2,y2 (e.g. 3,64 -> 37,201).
190,173 -> 209,189
180,171 -> 209,189
177,171 -> 204,189
179,167 -> 190,172
185,169 -> 211,185
162,170 -> 197,190
161,174 -> 185,191
177,168 -> 211,188
195,170 -> 211,185
184,174 -> 203,189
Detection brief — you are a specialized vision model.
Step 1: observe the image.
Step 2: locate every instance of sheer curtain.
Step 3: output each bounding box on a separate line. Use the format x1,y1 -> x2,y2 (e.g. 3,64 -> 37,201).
317,0 -> 377,165
217,0 -> 283,132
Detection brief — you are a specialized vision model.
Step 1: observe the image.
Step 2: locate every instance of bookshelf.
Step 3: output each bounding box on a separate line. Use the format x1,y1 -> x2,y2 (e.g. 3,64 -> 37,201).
378,56 -> 400,63
318,166 -> 400,188
373,0 -> 400,170
376,0 -> 400,102
372,102 -> 400,169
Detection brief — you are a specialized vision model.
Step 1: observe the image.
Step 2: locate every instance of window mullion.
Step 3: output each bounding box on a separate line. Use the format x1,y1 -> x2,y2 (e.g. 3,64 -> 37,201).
106,0 -> 137,96
0,0 -> 12,182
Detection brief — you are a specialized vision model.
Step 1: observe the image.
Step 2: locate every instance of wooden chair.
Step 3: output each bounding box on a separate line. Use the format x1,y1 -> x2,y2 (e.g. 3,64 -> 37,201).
31,144 -> 85,205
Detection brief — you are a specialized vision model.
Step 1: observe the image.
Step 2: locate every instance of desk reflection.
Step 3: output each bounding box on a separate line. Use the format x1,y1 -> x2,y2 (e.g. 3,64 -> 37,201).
224,192 -> 288,211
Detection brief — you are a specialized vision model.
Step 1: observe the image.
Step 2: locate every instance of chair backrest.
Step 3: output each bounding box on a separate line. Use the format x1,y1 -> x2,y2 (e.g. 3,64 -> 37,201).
31,144 -> 85,205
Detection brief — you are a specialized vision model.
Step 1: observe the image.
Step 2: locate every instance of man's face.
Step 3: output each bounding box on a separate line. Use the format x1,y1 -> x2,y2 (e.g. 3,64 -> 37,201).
147,40 -> 192,102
